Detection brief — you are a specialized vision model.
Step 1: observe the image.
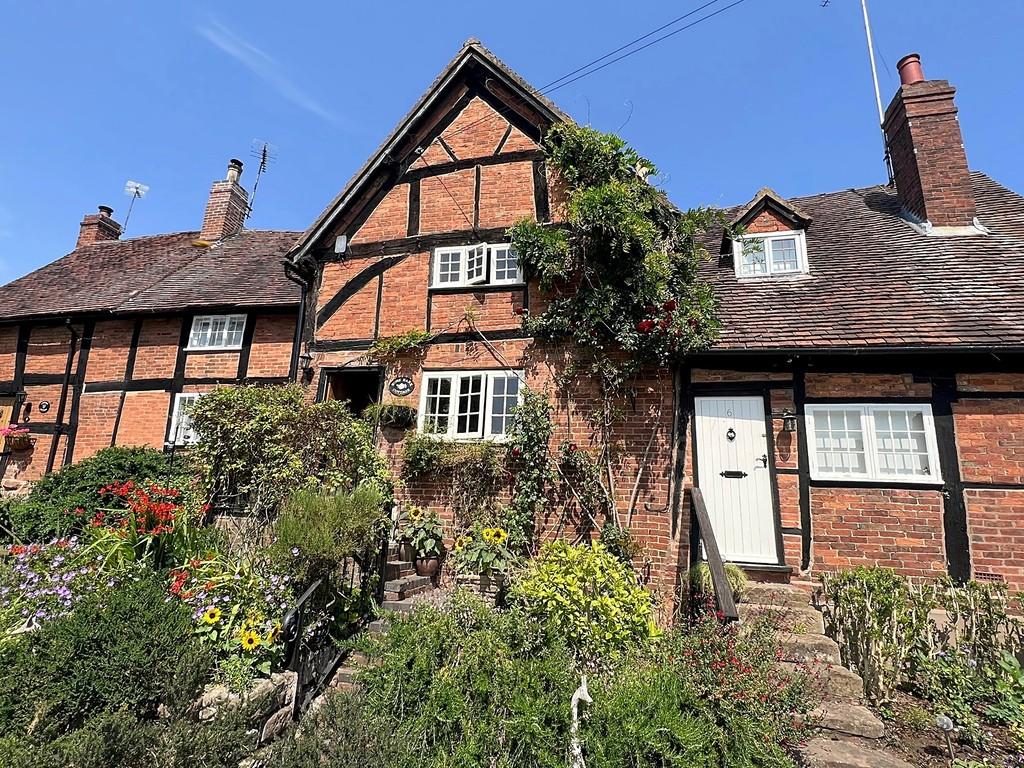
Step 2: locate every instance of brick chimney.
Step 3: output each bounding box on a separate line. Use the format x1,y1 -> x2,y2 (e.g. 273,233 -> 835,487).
199,159 -> 249,242
76,205 -> 122,248
883,53 -> 977,231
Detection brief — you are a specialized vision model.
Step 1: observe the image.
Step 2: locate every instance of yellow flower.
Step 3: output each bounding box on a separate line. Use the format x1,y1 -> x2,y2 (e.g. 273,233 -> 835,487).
454,535 -> 472,552
482,528 -> 496,544
492,528 -> 508,546
202,607 -> 222,625
239,629 -> 262,652
407,506 -> 424,523
266,621 -> 282,643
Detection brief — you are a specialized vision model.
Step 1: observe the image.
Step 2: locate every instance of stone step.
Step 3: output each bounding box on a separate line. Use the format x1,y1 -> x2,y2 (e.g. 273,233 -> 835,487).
385,560 -> 414,580
368,618 -> 388,634
780,661 -> 864,701
381,599 -> 417,614
738,602 -> 825,634
810,702 -> 884,739
383,574 -> 433,600
801,736 -> 913,768
743,582 -> 813,608
778,633 -> 841,664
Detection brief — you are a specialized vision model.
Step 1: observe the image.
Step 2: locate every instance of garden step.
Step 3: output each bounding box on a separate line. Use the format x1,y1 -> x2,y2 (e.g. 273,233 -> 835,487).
383,574 -> 433,600
368,618 -> 388,634
801,736 -> 913,768
779,661 -> 864,701
385,560 -> 414,580
737,603 -> 825,634
329,665 -> 360,691
381,599 -> 417,614
810,702 -> 884,739
743,583 -> 813,608
778,633 -> 841,664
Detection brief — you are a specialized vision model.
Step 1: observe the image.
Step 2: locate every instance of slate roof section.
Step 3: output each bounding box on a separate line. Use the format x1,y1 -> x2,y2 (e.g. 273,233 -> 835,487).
703,172 -> 1024,352
0,229 -> 300,321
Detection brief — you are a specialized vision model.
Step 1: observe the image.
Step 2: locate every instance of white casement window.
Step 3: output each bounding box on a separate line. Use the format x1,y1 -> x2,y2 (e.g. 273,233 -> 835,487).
418,370 -> 524,440
187,314 -> 246,350
430,243 -> 522,288
733,230 -> 808,277
169,393 -> 203,446
806,404 -> 942,483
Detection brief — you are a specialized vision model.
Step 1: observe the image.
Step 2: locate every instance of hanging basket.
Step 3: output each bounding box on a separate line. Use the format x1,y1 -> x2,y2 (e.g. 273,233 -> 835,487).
5,433 -> 32,452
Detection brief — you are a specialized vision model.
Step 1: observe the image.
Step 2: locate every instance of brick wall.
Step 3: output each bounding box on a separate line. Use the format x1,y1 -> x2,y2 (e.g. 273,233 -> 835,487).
247,315 -> 294,377
115,391 -> 172,448
954,398 -> 1024,484
74,392 -> 121,460
133,318 -> 182,379
966,489 -> 1024,588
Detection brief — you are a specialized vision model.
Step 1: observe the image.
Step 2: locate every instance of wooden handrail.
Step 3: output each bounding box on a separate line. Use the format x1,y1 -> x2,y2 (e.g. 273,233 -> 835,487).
690,487 -> 739,622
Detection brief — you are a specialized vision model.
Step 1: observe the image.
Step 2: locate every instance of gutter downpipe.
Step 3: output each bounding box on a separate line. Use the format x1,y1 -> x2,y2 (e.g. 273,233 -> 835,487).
283,260 -> 310,382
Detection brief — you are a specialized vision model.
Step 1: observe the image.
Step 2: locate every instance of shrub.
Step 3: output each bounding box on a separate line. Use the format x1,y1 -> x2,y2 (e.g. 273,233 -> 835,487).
509,540 -> 655,667
271,484 -> 389,585
7,447 -> 185,541
453,523 -> 516,576
189,385 -> 390,521
0,573 -> 211,741
398,504 -> 444,559
354,592 -> 576,765
688,561 -> 748,604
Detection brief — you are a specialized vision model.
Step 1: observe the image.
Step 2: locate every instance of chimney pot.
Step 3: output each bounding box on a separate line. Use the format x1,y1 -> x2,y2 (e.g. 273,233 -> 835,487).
97,205 -> 114,217
897,53 -> 925,86
226,159 -> 243,184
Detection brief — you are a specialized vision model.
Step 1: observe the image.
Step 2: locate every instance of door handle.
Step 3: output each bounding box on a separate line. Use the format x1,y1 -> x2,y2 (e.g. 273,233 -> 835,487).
719,470 -> 748,479
757,454 -> 768,468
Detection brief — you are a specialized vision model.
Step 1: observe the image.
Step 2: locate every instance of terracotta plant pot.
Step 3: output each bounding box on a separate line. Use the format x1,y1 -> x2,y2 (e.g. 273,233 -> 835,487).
414,556 -> 440,578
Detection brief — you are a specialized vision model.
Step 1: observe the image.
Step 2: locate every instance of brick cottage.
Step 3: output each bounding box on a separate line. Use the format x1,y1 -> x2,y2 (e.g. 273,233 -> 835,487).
2,41 -> 1024,601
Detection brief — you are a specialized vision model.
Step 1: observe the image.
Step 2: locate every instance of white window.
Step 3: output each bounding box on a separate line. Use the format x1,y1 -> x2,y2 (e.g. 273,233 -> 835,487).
169,393 -> 203,446
187,314 -> 246,350
733,230 -> 808,277
430,243 -> 522,288
806,404 -> 941,483
418,370 -> 524,440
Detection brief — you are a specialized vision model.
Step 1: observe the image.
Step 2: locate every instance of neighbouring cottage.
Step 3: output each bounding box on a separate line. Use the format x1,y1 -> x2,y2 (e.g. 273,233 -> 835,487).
3,41 -> 1024,601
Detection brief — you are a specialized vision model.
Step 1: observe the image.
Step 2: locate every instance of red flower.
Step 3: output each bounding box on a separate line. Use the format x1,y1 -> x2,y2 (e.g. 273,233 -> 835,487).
688,317 -> 700,330
663,299 -> 677,312
567,443 -> 578,453
509,447 -> 522,459
513,306 -> 525,316
643,304 -> 657,315
636,319 -> 655,333
658,318 -> 670,330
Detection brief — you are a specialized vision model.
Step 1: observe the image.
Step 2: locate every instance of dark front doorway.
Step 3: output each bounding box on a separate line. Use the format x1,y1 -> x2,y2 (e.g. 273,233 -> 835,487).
320,367 -> 383,415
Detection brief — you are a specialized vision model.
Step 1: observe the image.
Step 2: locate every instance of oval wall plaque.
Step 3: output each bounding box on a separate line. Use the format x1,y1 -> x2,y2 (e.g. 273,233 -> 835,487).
389,377 -> 414,397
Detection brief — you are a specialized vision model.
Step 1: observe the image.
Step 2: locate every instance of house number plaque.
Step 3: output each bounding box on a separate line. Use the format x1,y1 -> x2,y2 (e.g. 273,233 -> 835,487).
389,377 -> 414,397
726,427 -> 736,442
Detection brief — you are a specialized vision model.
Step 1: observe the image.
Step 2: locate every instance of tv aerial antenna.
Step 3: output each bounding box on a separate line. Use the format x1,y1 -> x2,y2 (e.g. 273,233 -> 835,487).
122,180 -> 149,234
247,139 -> 277,220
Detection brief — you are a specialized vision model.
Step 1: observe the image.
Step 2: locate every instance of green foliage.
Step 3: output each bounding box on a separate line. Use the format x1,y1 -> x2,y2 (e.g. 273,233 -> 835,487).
366,328 -> 433,362
0,573 -> 210,741
509,123 -> 728,376
398,505 -> 444,559
401,433 -> 507,524
820,567 -> 933,706
354,592 -> 577,766
7,446 -> 186,541
189,385 -> 390,519
688,561 -> 749,604
583,614 -> 811,768
598,522 -> 643,564
509,540 -> 655,668
505,387 -> 555,548
271,484 -> 389,585
361,402 -> 417,429
453,524 -> 516,576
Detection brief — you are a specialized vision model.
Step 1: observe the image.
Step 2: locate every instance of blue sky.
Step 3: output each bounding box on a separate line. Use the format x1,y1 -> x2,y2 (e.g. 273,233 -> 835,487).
1,1 -> 1021,284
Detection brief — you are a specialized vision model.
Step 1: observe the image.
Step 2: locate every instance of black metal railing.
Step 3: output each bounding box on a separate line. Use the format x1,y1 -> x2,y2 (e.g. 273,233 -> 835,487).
690,487 -> 739,622
280,533 -> 389,717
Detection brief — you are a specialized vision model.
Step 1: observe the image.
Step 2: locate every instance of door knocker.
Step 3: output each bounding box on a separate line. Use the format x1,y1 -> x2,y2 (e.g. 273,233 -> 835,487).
725,427 -> 736,442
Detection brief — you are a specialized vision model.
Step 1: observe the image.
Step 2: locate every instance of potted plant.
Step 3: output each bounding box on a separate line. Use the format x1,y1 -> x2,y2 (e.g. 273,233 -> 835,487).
453,524 -> 516,604
400,506 -> 444,577
1,424 -> 31,452
362,403 -> 417,430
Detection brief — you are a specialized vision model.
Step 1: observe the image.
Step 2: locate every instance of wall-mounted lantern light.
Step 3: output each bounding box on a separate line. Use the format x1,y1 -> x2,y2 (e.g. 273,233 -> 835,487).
297,352 -> 314,383
780,409 -> 798,433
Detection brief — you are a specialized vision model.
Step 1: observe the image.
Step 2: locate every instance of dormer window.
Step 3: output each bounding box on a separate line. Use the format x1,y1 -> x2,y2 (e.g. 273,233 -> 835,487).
733,230 -> 809,278
431,243 -> 522,288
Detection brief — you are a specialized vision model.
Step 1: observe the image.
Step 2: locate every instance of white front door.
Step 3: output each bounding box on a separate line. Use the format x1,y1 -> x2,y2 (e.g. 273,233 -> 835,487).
694,395 -> 778,564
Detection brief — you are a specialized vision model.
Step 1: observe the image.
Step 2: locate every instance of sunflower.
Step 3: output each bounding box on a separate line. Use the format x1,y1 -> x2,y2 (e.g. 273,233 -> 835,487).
491,528 -> 508,546
266,621 -> 282,643
202,607 -> 222,625
454,535 -> 472,553
481,528 -> 497,544
239,629 -> 262,652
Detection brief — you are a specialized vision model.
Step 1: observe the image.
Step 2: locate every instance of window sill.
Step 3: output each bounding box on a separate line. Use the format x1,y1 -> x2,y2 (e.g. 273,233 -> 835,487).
183,346 -> 244,353
428,283 -> 526,295
809,477 -> 944,490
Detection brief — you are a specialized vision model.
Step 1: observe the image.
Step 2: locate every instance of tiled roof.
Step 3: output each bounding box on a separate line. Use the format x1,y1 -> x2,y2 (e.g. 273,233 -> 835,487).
0,229 -> 300,321
703,172 -> 1024,352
